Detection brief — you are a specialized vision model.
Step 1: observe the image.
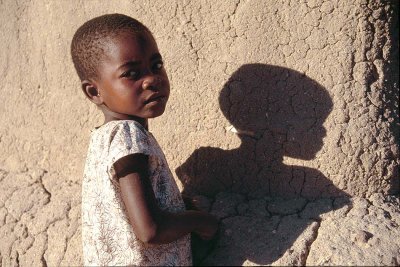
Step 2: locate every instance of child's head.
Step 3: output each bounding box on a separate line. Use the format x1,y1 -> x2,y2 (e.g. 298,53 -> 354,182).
71,14 -> 170,122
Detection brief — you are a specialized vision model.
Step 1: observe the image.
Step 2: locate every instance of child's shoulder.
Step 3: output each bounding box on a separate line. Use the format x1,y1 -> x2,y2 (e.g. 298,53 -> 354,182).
92,119 -> 147,137
88,119 -> 154,159
88,119 -> 149,149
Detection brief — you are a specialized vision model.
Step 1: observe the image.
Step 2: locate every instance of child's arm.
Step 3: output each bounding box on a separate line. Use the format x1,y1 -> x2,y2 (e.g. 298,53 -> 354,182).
114,154 -> 218,244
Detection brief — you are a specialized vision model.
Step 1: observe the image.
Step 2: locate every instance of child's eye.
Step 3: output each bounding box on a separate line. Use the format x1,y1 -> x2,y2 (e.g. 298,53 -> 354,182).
122,70 -> 140,80
153,60 -> 164,71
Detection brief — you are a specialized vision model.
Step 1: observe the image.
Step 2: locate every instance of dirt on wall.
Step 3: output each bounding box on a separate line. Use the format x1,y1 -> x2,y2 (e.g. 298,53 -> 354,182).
0,0 -> 398,266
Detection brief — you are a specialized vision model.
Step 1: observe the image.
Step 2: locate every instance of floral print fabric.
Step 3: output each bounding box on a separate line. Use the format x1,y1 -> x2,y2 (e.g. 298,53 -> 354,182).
82,120 -> 192,266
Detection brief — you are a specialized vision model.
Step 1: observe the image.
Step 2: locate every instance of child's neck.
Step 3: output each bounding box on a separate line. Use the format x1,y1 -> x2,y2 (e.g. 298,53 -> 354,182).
101,106 -> 148,130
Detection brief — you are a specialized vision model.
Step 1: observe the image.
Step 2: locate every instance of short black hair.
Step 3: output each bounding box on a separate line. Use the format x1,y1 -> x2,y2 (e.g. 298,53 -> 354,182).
70,13 -> 150,81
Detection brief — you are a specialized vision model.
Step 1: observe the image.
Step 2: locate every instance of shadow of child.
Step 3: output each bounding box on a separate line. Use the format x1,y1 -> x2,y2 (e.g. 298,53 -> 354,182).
176,64 -> 350,265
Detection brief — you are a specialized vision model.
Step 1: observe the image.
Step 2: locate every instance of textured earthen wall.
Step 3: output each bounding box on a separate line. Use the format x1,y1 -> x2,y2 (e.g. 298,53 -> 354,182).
0,0 -> 398,265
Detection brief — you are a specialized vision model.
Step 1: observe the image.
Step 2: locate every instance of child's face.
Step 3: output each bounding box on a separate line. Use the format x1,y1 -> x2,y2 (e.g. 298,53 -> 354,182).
94,31 -> 170,121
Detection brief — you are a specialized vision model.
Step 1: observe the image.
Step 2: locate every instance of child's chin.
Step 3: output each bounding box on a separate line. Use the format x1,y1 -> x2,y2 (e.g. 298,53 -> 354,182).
147,107 -> 166,118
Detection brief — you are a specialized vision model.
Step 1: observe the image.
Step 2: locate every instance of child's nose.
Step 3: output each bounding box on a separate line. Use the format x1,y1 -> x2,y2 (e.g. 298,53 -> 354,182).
142,75 -> 161,90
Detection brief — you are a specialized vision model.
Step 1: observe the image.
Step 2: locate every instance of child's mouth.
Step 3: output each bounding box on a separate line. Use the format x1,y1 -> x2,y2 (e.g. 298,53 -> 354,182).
145,95 -> 166,104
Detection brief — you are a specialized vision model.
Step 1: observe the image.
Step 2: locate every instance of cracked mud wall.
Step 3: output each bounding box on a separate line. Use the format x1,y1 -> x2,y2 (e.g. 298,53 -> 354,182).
0,0 -> 398,266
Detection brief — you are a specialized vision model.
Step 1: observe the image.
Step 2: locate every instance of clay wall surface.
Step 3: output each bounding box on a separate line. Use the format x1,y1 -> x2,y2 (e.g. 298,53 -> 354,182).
0,0 -> 398,265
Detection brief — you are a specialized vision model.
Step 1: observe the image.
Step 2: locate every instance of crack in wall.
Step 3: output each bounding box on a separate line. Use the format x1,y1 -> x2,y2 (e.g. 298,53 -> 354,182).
37,170 -> 51,204
301,220 -> 321,265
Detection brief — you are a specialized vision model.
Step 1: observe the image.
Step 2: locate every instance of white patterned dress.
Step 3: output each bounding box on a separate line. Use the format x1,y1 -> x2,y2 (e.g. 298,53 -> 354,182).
82,120 -> 192,266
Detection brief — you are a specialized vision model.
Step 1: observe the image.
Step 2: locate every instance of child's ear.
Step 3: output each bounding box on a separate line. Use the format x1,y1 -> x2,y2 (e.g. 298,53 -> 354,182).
81,80 -> 103,105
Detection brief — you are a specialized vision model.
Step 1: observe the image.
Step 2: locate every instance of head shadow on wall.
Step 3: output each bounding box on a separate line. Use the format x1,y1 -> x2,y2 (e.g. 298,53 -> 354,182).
176,63 -> 349,199
176,64 -> 351,265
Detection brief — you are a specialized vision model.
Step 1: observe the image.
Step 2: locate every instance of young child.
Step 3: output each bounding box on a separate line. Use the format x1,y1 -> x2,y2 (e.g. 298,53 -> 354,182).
71,14 -> 218,266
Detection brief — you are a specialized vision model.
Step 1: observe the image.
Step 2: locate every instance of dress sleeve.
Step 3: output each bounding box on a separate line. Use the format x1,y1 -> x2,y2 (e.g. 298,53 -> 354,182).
107,121 -> 152,179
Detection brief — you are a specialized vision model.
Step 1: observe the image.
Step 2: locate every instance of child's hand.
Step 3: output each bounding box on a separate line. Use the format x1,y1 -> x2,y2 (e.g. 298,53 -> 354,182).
195,212 -> 219,240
